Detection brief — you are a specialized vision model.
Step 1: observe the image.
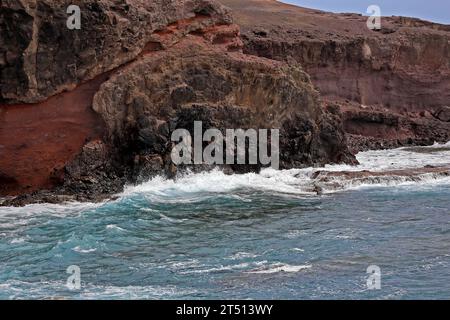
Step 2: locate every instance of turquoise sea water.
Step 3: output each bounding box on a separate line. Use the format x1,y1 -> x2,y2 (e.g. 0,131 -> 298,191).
0,145 -> 449,299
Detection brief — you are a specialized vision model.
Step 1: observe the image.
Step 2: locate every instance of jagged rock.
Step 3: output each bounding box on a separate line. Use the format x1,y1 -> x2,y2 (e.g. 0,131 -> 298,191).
0,0 -> 235,197
221,0 -> 450,111
0,170 -> 19,194
435,106 -> 450,122
92,37 -> 355,175
0,0 -> 232,104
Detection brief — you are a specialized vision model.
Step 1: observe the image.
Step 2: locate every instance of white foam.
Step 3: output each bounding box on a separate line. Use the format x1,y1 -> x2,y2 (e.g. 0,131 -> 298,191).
1,142 -> 450,213
228,252 -> 260,260
0,279 -> 197,300
72,246 -> 97,254
10,237 -> 27,244
106,224 -> 125,231
158,214 -> 187,223
120,141 -> 450,200
247,263 -> 312,274
0,201 -> 104,230
123,169 -> 309,197
178,262 -> 251,274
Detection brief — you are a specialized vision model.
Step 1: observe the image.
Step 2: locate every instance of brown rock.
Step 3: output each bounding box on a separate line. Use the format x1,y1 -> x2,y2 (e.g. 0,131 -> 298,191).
0,0 -> 233,104
434,106 -> 450,122
4,0 -> 448,204
220,0 -> 450,112
92,35 -> 355,174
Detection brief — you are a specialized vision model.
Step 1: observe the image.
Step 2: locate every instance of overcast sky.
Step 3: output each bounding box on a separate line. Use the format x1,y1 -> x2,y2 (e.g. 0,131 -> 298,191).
281,0 -> 450,24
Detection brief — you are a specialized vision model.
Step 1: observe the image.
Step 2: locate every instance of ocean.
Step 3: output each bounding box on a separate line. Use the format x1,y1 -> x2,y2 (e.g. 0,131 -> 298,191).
0,143 -> 449,299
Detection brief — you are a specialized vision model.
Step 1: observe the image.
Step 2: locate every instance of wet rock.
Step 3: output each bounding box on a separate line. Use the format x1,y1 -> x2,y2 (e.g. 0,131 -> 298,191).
9,0 -> 447,205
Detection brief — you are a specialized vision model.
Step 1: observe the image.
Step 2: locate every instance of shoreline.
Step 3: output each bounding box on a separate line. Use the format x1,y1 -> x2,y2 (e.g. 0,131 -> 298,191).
2,142 -> 450,207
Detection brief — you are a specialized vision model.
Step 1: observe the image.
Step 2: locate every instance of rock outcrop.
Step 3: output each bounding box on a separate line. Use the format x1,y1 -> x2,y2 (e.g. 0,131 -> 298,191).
219,0 -> 450,151
434,106 -> 450,122
310,165 -> 450,194
0,0 -> 355,204
1,0 -> 232,104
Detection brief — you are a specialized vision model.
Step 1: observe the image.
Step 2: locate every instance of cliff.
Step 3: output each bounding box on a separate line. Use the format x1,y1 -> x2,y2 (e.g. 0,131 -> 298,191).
219,0 -> 450,152
1,0 -> 233,104
0,0 -> 354,204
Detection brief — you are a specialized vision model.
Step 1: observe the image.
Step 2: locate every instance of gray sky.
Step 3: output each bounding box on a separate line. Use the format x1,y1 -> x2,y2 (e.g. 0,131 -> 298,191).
281,0 -> 450,24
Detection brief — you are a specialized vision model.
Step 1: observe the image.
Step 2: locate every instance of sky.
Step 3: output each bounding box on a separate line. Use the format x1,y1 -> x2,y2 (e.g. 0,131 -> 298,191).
281,0 -> 450,24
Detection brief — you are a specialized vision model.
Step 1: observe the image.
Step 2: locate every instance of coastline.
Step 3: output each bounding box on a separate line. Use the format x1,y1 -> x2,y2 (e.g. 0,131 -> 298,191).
3,141 -> 450,207
1,0 -> 449,206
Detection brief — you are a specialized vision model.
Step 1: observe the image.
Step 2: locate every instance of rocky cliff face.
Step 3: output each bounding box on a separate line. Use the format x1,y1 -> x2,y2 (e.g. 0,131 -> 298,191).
219,0 -> 450,151
0,0 -> 354,204
3,0 -> 449,205
1,0 -> 232,103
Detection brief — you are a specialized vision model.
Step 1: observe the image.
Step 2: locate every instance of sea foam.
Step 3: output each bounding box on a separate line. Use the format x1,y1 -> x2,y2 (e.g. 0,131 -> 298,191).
121,142 -> 450,200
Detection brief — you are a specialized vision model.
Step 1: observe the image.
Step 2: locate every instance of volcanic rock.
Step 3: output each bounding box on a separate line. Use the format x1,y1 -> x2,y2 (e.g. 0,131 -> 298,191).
0,0 -> 355,204
434,106 -> 450,122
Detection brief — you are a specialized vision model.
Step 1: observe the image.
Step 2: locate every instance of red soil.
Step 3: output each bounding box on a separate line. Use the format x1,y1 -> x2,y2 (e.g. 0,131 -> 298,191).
0,75 -> 107,195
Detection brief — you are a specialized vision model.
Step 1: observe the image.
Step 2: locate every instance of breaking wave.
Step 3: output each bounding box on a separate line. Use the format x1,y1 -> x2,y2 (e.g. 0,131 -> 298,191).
1,142 -> 449,299
121,142 -> 450,201
246,263 -> 312,274
1,142 -> 450,211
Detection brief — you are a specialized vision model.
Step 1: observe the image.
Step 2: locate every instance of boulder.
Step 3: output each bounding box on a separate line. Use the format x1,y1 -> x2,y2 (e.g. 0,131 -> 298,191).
435,106 -> 450,122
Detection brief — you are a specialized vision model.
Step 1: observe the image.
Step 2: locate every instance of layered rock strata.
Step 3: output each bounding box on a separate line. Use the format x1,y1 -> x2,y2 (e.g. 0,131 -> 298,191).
219,0 -> 450,151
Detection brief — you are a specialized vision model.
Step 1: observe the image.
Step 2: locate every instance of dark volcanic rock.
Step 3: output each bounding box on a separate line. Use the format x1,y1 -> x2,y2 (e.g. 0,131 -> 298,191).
92,38 -> 355,179
1,0 -> 232,104
435,106 -> 450,122
7,0 -> 450,204
0,170 -> 20,194
3,0 -> 450,206
342,104 -> 450,152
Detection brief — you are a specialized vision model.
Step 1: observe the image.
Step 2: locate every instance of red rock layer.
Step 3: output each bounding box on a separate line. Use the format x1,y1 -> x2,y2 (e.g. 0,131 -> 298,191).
0,75 -> 105,195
